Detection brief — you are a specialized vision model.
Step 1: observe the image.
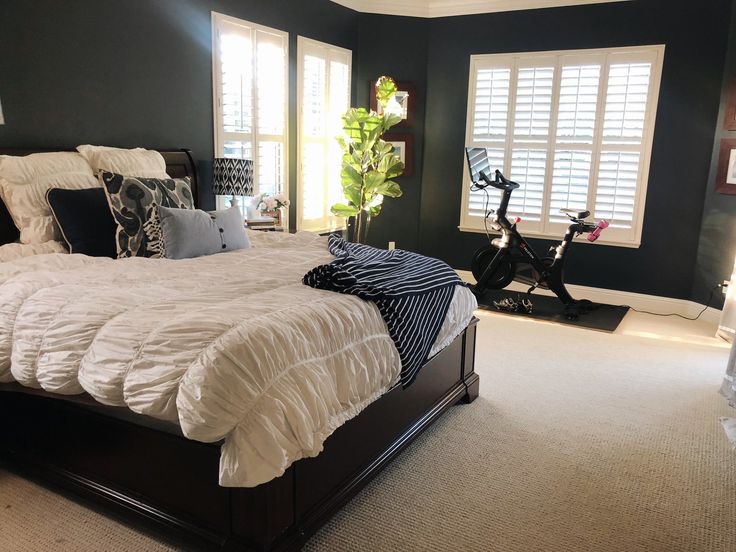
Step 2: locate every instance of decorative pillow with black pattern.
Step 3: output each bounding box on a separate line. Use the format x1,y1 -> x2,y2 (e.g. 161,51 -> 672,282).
100,171 -> 194,259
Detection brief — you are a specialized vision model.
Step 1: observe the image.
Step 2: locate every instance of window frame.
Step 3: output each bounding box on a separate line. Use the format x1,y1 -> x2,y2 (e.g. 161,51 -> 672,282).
211,11 -> 289,220
459,45 -> 665,248
296,35 -> 353,234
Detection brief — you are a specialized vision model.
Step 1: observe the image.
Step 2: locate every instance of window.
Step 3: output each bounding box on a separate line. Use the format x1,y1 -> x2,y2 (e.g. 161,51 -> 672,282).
460,46 -> 664,247
297,36 -> 352,233
211,12 -> 288,212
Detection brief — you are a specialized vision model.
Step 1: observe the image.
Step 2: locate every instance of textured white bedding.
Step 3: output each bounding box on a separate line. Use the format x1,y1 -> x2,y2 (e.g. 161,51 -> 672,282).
0,231 -> 475,487
0,240 -> 67,262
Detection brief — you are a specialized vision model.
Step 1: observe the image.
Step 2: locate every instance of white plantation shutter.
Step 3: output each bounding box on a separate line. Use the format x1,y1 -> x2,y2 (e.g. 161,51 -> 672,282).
212,13 -> 287,207
473,68 -> 511,141
297,37 -> 352,233
593,58 -> 653,232
509,149 -> 546,221
513,66 -> 554,141
461,46 -> 664,246
549,150 -> 593,223
595,151 -> 640,226
557,64 -> 600,144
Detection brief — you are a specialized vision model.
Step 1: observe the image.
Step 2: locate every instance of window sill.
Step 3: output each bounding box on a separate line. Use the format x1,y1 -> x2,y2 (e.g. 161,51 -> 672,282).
298,226 -> 346,235
457,225 -> 641,249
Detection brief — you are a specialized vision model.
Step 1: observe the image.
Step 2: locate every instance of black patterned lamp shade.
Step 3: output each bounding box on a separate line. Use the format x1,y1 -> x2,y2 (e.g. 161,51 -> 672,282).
213,158 -> 254,196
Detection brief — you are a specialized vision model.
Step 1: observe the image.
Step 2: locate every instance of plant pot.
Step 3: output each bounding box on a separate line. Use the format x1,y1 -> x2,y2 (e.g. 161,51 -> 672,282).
343,212 -> 371,244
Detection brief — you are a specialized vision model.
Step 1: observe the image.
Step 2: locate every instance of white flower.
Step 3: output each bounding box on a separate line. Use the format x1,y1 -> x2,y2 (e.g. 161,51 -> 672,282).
263,196 -> 278,210
274,193 -> 287,203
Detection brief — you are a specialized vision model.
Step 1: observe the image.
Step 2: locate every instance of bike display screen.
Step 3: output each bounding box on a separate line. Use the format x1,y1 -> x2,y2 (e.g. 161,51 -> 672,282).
465,147 -> 493,185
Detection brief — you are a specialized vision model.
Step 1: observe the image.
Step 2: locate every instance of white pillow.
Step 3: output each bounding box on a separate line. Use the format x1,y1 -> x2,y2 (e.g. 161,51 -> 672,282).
0,152 -> 98,244
76,145 -> 169,178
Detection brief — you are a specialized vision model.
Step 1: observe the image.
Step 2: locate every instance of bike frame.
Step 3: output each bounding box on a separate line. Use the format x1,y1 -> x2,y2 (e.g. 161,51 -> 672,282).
475,187 -> 594,305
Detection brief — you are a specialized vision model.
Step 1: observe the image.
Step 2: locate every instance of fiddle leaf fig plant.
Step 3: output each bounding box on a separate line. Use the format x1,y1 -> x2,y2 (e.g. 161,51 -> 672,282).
331,76 -> 405,243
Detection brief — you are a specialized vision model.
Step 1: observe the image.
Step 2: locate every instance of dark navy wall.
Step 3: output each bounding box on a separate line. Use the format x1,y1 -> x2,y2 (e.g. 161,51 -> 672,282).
692,2 -> 736,309
355,15 -> 428,252
0,0 -> 359,214
419,0 -> 731,300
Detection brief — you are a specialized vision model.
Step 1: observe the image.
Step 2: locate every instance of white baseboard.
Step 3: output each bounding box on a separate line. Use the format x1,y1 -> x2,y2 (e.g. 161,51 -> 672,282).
455,270 -> 722,326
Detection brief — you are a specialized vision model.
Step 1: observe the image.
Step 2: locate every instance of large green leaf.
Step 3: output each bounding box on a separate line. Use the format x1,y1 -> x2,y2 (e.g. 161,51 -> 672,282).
382,112 -> 402,131
341,162 -> 363,187
375,76 -> 397,109
386,160 -> 404,179
342,184 -> 361,206
377,152 -> 403,176
376,180 -> 403,198
331,203 -> 360,217
363,170 -> 386,193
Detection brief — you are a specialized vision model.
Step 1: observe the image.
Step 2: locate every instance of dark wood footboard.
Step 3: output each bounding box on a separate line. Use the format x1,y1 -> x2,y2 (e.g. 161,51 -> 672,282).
0,318 -> 478,551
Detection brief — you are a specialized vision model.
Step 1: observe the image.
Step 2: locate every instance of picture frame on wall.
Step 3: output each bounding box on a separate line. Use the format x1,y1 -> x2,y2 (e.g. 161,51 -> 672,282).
725,79 -> 736,131
384,133 -> 414,177
715,138 -> 736,194
370,81 -> 416,128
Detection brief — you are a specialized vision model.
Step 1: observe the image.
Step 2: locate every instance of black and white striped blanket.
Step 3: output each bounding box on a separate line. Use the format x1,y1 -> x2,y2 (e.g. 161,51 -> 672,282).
303,235 -> 464,387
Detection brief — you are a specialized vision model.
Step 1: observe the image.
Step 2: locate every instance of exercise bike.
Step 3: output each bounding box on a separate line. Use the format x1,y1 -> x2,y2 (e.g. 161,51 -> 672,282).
465,147 -> 609,319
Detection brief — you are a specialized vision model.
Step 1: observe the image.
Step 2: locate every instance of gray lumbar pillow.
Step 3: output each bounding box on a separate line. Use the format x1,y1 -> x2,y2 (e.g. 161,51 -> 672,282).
158,205 -> 250,259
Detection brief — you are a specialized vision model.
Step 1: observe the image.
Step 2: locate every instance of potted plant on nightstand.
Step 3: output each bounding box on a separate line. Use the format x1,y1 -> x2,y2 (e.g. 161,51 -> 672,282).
331,76 -> 405,244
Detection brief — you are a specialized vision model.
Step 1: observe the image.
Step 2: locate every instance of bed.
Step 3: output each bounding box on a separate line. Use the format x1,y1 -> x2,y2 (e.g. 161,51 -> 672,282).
0,148 -> 479,551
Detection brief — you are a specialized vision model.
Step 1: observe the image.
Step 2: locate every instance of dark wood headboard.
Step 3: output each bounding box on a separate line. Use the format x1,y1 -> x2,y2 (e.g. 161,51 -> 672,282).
0,148 -> 199,247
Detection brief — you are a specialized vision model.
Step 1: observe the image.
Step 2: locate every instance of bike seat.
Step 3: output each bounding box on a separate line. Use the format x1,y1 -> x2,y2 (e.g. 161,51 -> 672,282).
560,208 -> 590,219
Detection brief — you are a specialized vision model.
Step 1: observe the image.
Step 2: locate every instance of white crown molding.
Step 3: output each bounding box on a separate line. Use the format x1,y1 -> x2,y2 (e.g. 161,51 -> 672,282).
330,0 -> 629,18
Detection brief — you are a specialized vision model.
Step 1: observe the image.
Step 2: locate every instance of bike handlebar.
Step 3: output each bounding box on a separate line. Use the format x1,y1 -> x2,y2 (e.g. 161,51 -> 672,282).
479,170 -> 520,192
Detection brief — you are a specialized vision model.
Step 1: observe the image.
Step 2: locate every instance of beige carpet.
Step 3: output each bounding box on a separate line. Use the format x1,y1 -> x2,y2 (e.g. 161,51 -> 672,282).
1,311 -> 734,551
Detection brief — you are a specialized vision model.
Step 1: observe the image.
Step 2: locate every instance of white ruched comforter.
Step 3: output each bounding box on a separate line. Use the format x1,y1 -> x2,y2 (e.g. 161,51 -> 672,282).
0,231 -> 475,487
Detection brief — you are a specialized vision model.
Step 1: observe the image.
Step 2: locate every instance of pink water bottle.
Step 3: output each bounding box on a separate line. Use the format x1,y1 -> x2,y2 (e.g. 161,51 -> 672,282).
587,220 -> 609,242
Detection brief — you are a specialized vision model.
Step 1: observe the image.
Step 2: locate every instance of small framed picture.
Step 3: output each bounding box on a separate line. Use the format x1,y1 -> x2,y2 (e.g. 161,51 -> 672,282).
716,138 -> 736,194
725,79 -> 736,131
383,133 -> 414,177
370,81 -> 416,128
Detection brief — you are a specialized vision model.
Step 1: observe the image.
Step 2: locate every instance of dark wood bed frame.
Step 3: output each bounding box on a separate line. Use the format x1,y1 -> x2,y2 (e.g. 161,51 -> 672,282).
0,148 -> 479,551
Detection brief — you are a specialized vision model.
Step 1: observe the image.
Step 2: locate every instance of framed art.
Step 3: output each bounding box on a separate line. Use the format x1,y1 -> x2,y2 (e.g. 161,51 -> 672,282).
725,79 -> 736,131
370,81 -> 416,127
715,138 -> 736,194
384,133 -> 414,177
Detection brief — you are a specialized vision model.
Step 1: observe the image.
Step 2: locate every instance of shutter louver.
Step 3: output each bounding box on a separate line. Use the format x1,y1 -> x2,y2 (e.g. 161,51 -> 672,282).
473,68 -> 511,141
514,67 -> 554,141
302,143 -> 326,220
328,61 -> 350,211
220,28 -> 253,135
594,151 -> 640,227
256,31 -> 286,136
509,149 -> 546,220
602,63 -> 651,144
550,151 -> 592,223
556,64 -> 600,144
297,38 -> 352,232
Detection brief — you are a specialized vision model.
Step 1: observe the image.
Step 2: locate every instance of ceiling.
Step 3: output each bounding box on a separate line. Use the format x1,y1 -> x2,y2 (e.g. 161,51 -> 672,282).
329,0 -> 629,18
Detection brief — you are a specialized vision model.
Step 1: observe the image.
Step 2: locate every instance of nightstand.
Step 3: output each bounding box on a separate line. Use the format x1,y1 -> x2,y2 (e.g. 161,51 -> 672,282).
246,215 -> 283,232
